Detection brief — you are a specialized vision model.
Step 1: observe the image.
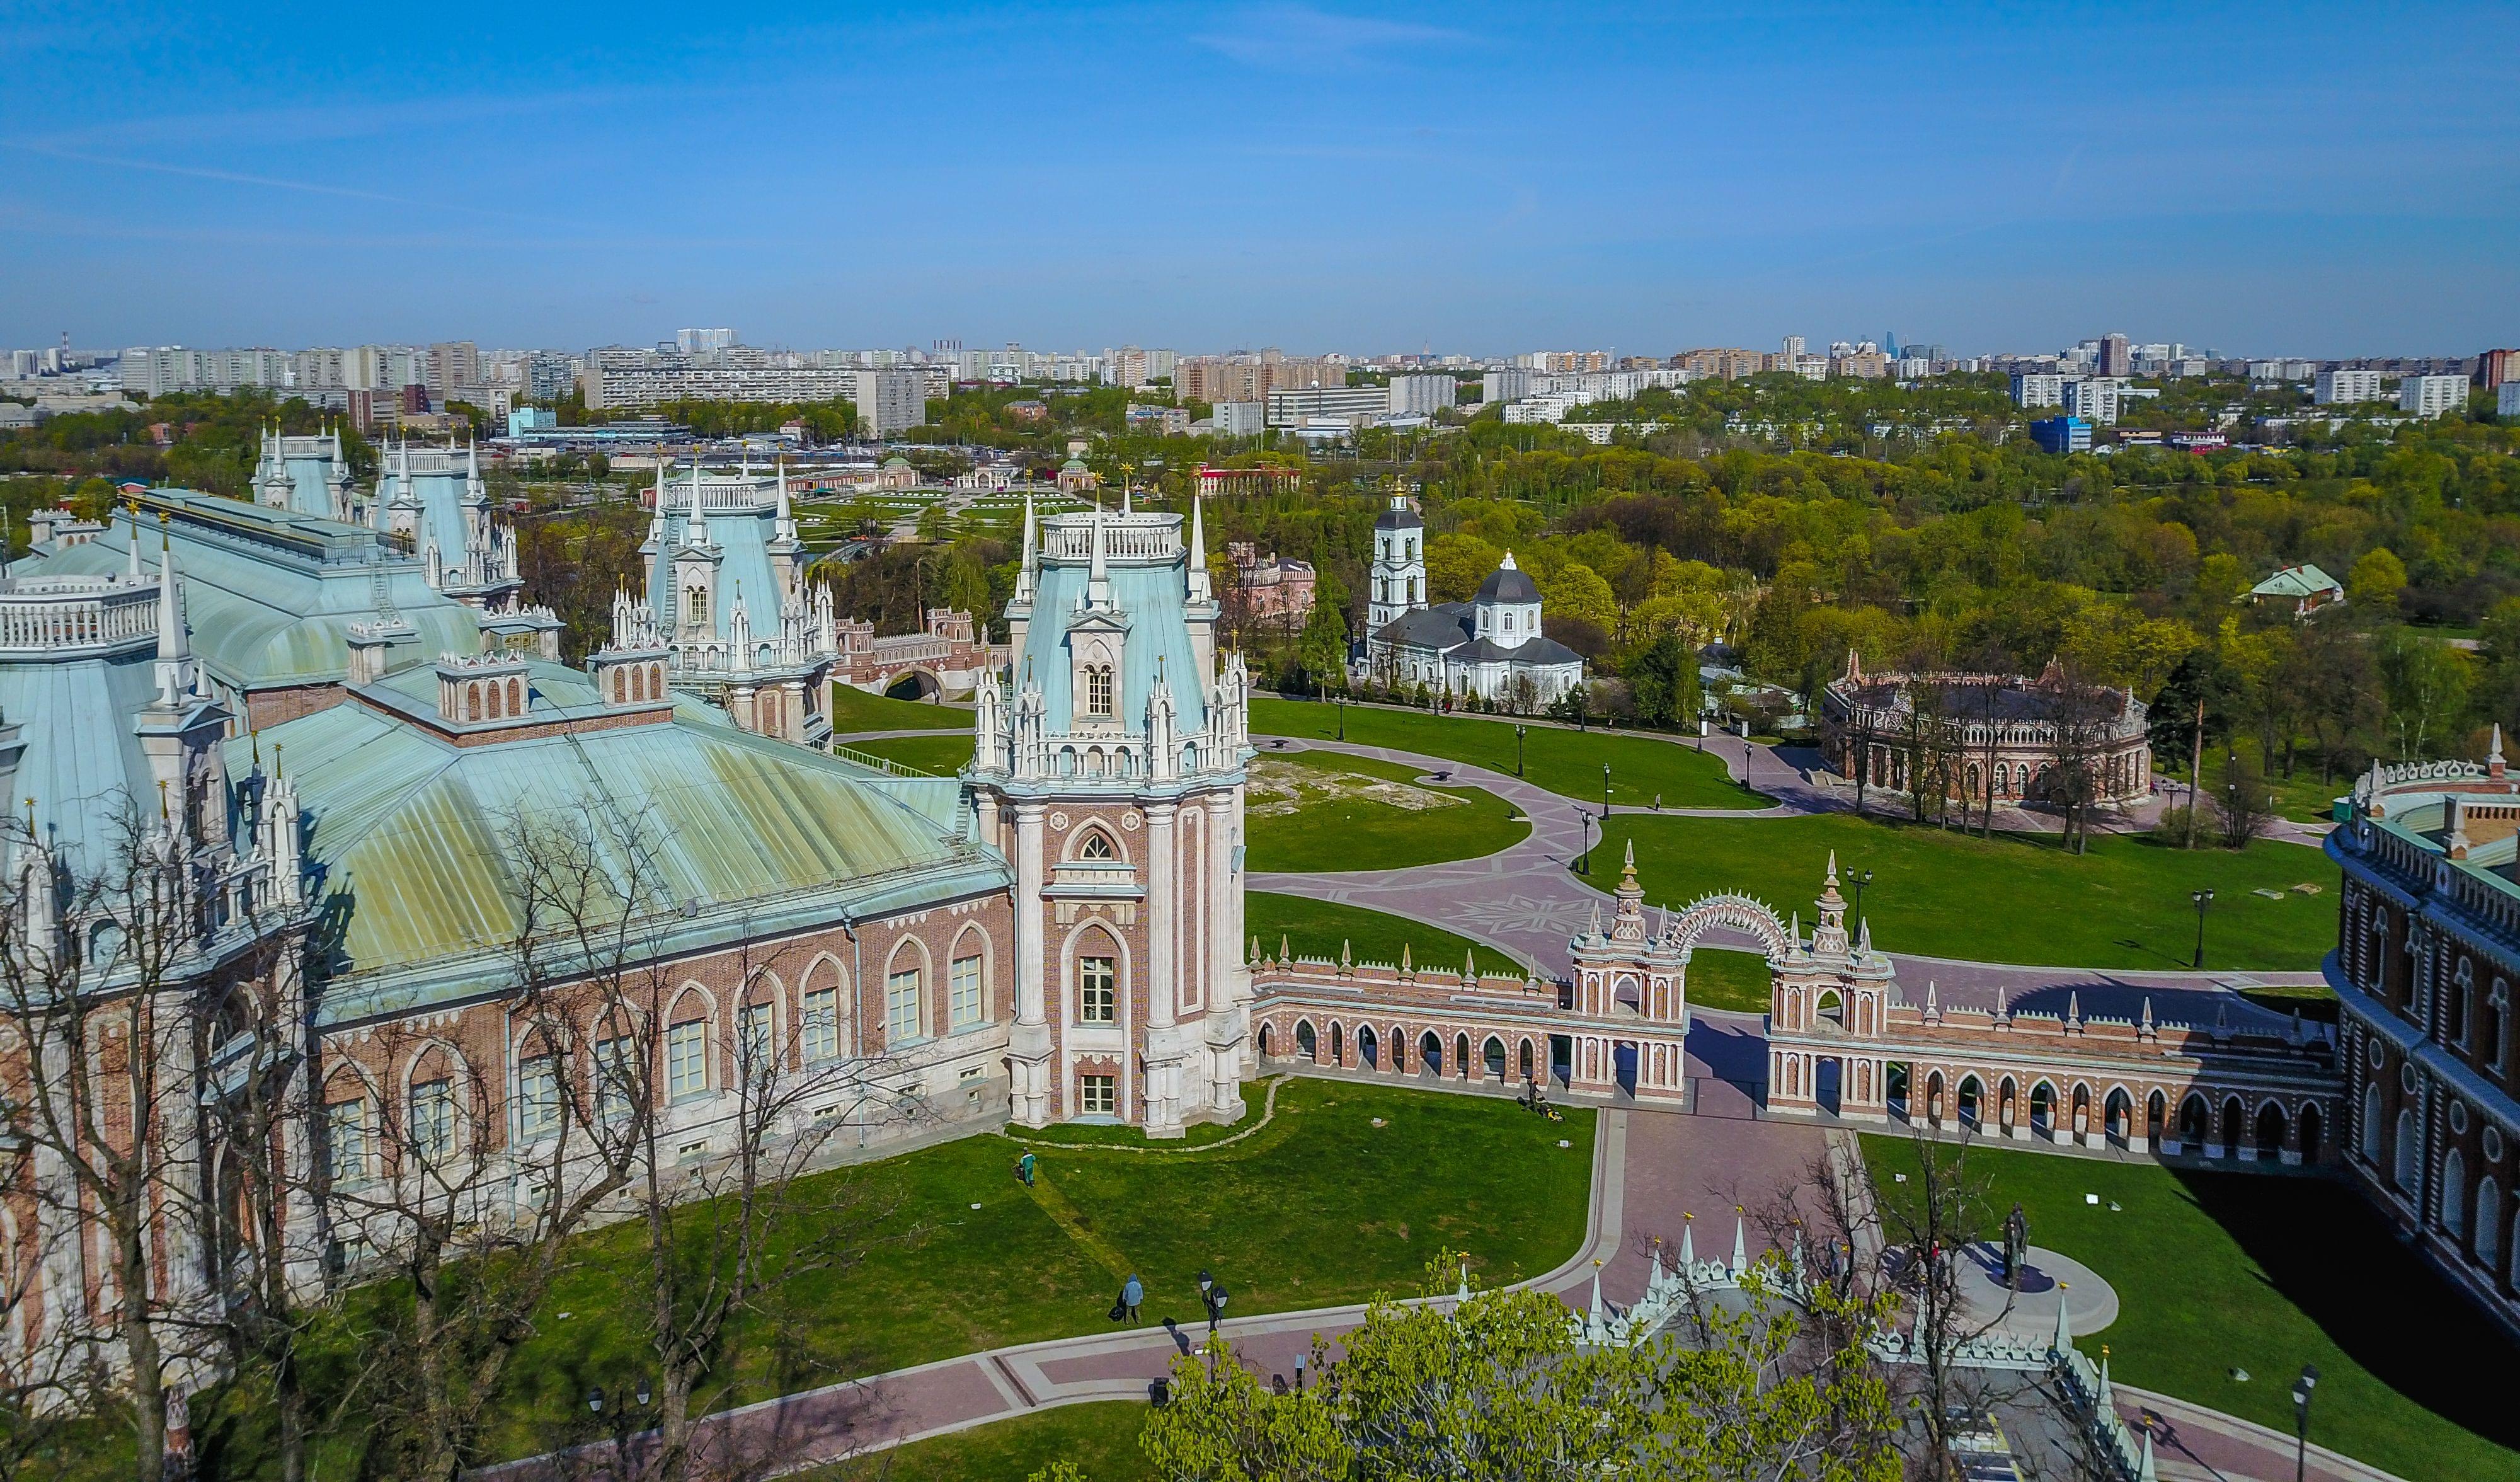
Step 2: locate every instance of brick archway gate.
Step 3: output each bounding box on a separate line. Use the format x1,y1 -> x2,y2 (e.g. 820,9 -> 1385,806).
1763,856 -> 1899,1122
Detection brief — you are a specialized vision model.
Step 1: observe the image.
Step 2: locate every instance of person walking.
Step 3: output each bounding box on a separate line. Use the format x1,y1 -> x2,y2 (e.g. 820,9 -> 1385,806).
1015,1151 -> 1036,1188
1121,1273 -> 1143,1324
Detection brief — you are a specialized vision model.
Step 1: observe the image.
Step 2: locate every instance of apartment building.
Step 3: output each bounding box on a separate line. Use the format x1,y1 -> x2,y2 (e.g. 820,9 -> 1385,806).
2316,369 -> 2388,405
1176,353 -> 1343,404
2401,375 -> 2470,420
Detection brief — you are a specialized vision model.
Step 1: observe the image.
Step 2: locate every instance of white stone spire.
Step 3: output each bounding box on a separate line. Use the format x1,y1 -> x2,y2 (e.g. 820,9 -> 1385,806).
152,532 -> 192,706
1186,495 -> 1211,602
685,459 -> 709,548
1087,504 -> 1111,608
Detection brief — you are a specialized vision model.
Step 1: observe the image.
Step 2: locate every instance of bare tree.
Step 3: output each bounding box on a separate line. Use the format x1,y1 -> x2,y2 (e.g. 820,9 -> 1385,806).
0,804 -> 235,1482
333,803 -> 675,1482
2038,667 -> 2116,856
607,928 -> 924,1482
2215,749 -> 2279,850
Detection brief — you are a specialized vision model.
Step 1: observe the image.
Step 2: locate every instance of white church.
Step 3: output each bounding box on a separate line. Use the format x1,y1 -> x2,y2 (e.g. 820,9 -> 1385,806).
1358,496 -> 1586,706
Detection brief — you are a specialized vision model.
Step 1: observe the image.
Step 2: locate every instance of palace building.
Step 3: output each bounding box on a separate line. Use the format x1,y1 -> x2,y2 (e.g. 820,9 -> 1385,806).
0,481 -> 1254,1410
2328,737 -> 2520,1330
1818,654 -> 2153,807
1360,496 -> 1584,706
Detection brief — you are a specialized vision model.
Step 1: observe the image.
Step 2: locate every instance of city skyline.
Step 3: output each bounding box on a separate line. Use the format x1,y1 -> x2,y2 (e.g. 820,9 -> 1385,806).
4,1 -> 2516,355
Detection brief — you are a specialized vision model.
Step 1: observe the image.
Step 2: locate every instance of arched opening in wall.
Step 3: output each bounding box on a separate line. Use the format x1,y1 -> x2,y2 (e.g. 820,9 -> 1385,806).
1613,974 -> 1642,1015
2479,1178 -> 2503,1275
2179,1093 -> 2209,1149
1549,1035 -> 1573,1089
1484,1036 -> 1507,1082
2029,1081 -> 2056,1139
2105,1088 -> 2134,1149
2146,1089 -> 2166,1150
1419,1031 -> 1443,1077
1358,1026 -> 1378,1069
1329,1022 -> 1344,1066
2300,1101 -> 2323,1163
1455,1033 -> 1470,1081
1518,1038 -> 1535,1086
1815,990 -> 1845,1030
2362,1086 -> 2383,1163
1886,1063 -> 1910,1120
1390,1030 -> 1407,1074
1259,1022 -> 1274,1058
2071,1083 -> 2092,1140
2220,1095 -> 2245,1157
1997,1076 -> 2019,1134
1814,1057 -> 1840,1116
885,670 -> 941,701
2443,1149 -> 2470,1237
1296,1020 -> 1317,1061
2254,1101 -> 2289,1161
1613,1042 -> 1639,1098
1956,1075 -> 1982,1130
1925,1070 -> 1945,1125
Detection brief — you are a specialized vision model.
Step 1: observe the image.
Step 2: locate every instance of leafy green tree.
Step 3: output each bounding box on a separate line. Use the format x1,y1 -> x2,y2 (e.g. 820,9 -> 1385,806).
1135,1256 -> 1896,1482
2377,627 -> 2473,759
1622,633 -> 1702,729
2349,546 -> 2408,609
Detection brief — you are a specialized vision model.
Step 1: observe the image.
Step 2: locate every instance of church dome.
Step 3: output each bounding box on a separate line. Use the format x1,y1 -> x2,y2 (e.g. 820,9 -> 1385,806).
1477,551 -> 1539,603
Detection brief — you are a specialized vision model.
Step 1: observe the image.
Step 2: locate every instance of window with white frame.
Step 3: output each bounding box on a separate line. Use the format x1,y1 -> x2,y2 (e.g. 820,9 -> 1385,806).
326,1098 -> 369,1184
803,987 -> 840,1062
408,1079 -> 455,1165
740,1002 -> 776,1072
1080,1074 -> 1117,1115
950,955 -> 983,1031
596,1035 -> 636,1125
666,1020 -> 709,1101
516,1056 -> 561,1137
886,966 -> 924,1044
1084,663 -> 1114,718
1079,955 -> 1116,1024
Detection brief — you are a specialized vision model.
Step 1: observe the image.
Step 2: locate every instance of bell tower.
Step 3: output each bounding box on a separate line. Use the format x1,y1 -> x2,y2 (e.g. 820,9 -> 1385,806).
1367,494 -> 1424,632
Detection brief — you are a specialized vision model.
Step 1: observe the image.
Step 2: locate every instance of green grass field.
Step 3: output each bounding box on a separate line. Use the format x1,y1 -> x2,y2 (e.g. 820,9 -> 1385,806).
458,1077 -> 1586,1461
1246,750 -> 1528,872
1684,946 -> 1773,1014
1600,812 -> 2336,970
829,684 -> 974,735
1251,698 -> 1767,810
825,1403 -> 1152,1481
1865,1137 -> 2520,1478
1247,891 -> 1501,973
840,733 -> 975,776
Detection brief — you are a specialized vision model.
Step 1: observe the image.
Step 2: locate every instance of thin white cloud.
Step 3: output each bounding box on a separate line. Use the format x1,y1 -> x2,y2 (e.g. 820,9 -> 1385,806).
1191,4 -> 1470,70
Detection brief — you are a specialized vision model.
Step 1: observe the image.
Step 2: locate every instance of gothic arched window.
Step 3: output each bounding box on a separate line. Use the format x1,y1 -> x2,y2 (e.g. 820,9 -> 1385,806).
1084,663 -> 1114,718
1078,830 -> 1116,862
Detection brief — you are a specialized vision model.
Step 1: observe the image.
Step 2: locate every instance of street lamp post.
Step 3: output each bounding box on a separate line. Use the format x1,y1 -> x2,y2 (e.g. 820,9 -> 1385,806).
1848,868 -> 1874,924
2191,888 -> 2214,970
1580,811 -> 1595,876
1516,725 -> 1527,778
2292,1364 -> 2320,1482
1603,763 -> 1612,818
1337,694 -> 1346,741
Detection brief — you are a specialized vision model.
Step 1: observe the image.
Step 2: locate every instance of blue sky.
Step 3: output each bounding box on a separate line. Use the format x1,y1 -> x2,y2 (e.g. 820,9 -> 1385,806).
5,1 -> 2515,356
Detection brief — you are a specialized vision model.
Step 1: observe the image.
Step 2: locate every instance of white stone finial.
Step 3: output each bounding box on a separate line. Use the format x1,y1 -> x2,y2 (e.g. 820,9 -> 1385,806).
1499,549 -> 1518,570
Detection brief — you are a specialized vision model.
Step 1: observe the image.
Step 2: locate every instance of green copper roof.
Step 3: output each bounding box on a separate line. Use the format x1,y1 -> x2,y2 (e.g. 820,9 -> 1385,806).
27,489 -> 479,690
244,662 -> 1005,1010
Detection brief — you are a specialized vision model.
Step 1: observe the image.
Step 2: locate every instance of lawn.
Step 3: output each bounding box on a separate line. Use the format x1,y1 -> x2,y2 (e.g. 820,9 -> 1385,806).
469,1077 -> 1589,1460
829,684 -> 973,735
2156,737 -> 2352,827
1599,812 -> 2337,971
826,1403 -> 1152,1481
1251,698 -> 1767,811
1685,946 -> 1773,1015
1865,1137 -> 2520,1479
839,733 -> 975,776
1248,891 -> 1502,973
1246,750 -> 1529,872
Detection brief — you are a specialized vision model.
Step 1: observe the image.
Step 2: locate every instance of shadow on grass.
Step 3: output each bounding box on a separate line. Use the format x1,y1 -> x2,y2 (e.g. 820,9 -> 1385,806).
2165,1165 -> 2520,1454
2112,935 -> 2196,971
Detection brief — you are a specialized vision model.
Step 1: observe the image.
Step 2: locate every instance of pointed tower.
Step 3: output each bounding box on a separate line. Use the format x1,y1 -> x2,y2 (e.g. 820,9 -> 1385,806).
1366,492 -> 1425,633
